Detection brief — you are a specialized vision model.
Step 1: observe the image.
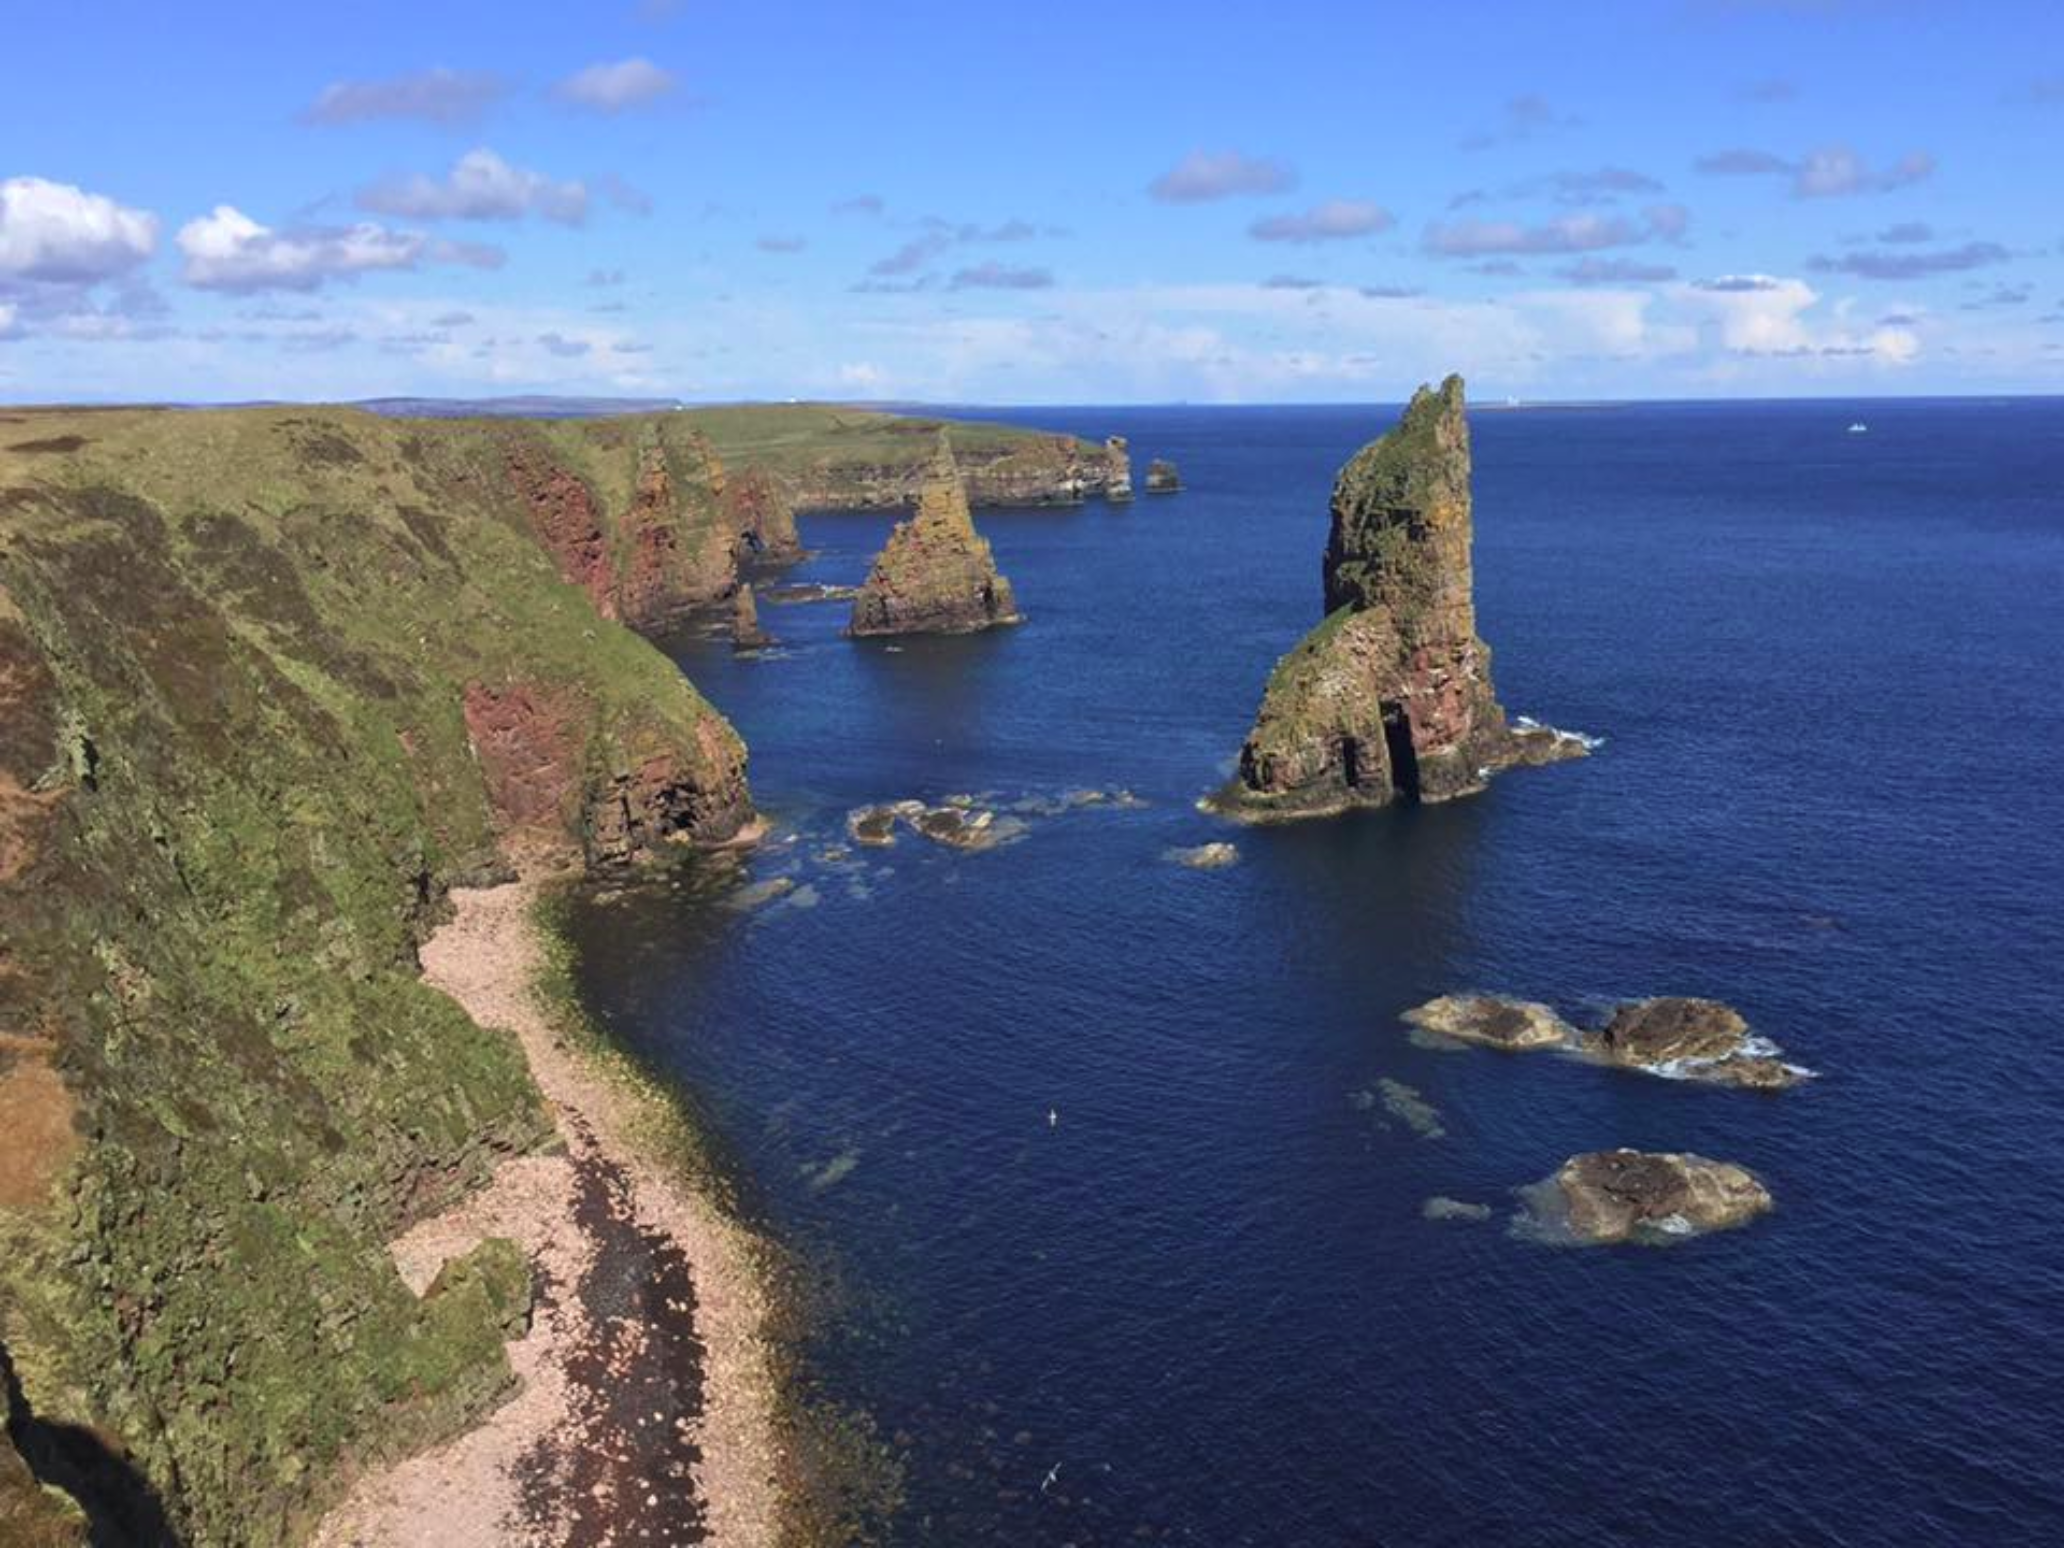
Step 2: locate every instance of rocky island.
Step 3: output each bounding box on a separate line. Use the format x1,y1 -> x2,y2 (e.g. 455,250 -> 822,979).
1211,375 -> 1585,819
1145,458 -> 1182,494
1528,1150 -> 1774,1245
1403,993 -> 1809,1089
849,435 -> 1022,637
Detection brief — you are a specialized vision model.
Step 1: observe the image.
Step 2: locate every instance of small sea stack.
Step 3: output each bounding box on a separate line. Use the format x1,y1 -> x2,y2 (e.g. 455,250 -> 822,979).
1211,375 -> 1584,820
1145,458 -> 1182,494
849,433 -> 1022,637
731,582 -> 773,650
1104,436 -> 1135,502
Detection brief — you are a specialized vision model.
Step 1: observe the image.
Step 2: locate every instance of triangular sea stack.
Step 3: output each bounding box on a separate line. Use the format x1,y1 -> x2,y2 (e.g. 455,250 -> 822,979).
849,433 -> 1021,636
1214,374 -> 1582,818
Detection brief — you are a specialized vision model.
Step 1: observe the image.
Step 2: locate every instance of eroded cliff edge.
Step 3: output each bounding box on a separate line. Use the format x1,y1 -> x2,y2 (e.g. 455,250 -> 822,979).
1212,375 -> 1583,819
0,405 -> 756,1546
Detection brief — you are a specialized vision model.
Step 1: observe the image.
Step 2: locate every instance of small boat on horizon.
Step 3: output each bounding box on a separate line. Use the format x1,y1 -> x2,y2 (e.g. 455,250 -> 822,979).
1848,422 -> 1869,434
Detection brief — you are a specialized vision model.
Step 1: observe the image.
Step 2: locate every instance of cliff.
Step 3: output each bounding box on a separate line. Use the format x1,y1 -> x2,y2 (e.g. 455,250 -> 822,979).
849,435 -> 1022,637
0,405 -> 754,1545
1102,437 -> 1135,502
501,417 -> 795,636
1214,375 -> 1580,819
687,404 -> 1130,511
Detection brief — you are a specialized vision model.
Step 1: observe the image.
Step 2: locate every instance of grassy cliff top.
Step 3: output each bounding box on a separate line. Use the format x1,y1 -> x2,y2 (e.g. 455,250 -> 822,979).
676,402 -> 1096,473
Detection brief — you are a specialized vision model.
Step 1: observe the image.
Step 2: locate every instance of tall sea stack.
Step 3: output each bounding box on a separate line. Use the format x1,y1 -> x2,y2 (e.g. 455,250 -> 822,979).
850,433 -> 1022,637
1214,374 -> 1581,818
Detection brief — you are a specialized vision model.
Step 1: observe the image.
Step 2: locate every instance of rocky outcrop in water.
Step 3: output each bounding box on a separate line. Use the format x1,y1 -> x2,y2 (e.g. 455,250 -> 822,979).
1213,376 -> 1584,819
731,582 -> 773,650
1103,437 -> 1134,502
1145,458 -> 1182,494
850,436 -> 1021,637
1584,997 -> 1804,1090
1539,1150 -> 1773,1244
1402,993 -> 1808,1089
1404,995 -> 1572,1050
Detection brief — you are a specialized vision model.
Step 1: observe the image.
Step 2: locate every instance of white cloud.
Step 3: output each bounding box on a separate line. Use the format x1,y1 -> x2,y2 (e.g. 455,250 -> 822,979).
177,206 -> 426,292
1249,201 -> 1394,244
0,177 -> 158,284
356,150 -> 590,225
555,58 -> 678,112
1673,273 -> 1918,363
1148,151 -> 1297,203
1695,143 -> 1935,197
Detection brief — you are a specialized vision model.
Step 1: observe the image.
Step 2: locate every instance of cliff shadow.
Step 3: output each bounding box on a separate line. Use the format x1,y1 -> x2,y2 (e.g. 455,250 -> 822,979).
2,1341 -> 178,1547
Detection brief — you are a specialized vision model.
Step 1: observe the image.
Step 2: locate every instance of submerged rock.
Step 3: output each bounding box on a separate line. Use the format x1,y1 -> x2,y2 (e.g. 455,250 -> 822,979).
1213,376 -> 1584,820
1537,1150 -> 1773,1245
849,434 -> 1021,637
1404,994 -> 1573,1050
1145,458 -> 1182,494
1422,1196 -> 1493,1223
1377,1078 -> 1445,1139
731,582 -> 773,650
762,582 -> 860,606
1165,841 -> 1239,869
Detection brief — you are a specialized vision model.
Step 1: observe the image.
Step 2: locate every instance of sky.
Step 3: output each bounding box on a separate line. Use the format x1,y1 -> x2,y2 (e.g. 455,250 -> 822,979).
3,0 -> 2061,404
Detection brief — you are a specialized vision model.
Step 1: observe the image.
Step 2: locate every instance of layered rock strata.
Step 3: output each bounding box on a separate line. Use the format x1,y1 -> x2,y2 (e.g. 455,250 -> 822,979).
1214,376 -> 1583,819
849,437 -> 1022,637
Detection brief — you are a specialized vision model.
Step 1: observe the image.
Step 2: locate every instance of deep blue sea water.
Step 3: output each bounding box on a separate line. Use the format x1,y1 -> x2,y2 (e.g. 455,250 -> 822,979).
567,400 -> 2064,1546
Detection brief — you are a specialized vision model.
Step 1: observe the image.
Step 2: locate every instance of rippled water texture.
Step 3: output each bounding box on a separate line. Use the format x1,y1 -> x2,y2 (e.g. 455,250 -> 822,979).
569,401 -> 2064,1545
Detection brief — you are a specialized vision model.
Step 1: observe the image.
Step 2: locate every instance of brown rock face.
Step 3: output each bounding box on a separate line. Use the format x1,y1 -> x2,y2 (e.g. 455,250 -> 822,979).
1551,1150 -> 1773,1244
720,464 -> 803,565
463,679 -> 752,863
1145,458 -> 1182,494
1103,437 -> 1135,502
1216,375 -> 1583,819
850,436 -> 1021,637
508,451 -> 619,620
615,442 -> 734,633
731,582 -> 773,650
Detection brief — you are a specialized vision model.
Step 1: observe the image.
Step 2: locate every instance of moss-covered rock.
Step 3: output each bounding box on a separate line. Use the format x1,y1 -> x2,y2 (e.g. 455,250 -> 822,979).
1215,375 -> 1582,819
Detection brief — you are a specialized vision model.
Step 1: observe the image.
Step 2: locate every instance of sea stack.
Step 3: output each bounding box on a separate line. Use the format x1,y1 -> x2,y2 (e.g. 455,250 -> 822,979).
732,582 -> 773,649
1213,374 -> 1580,819
849,433 -> 1022,637
1145,458 -> 1182,494
1104,436 -> 1135,502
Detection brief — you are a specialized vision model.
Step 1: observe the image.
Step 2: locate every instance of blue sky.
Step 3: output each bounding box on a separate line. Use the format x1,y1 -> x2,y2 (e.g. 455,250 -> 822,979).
3,0 -> 2060,403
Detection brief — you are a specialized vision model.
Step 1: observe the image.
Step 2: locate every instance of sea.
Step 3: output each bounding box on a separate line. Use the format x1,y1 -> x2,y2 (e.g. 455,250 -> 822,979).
564,399 -> 2064,1546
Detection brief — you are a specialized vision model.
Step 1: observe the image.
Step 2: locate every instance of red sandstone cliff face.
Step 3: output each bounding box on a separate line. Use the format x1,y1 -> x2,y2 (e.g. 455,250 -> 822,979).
719,464 -> 802,565
507,453 -> 619,621
462,679 -> 752,863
